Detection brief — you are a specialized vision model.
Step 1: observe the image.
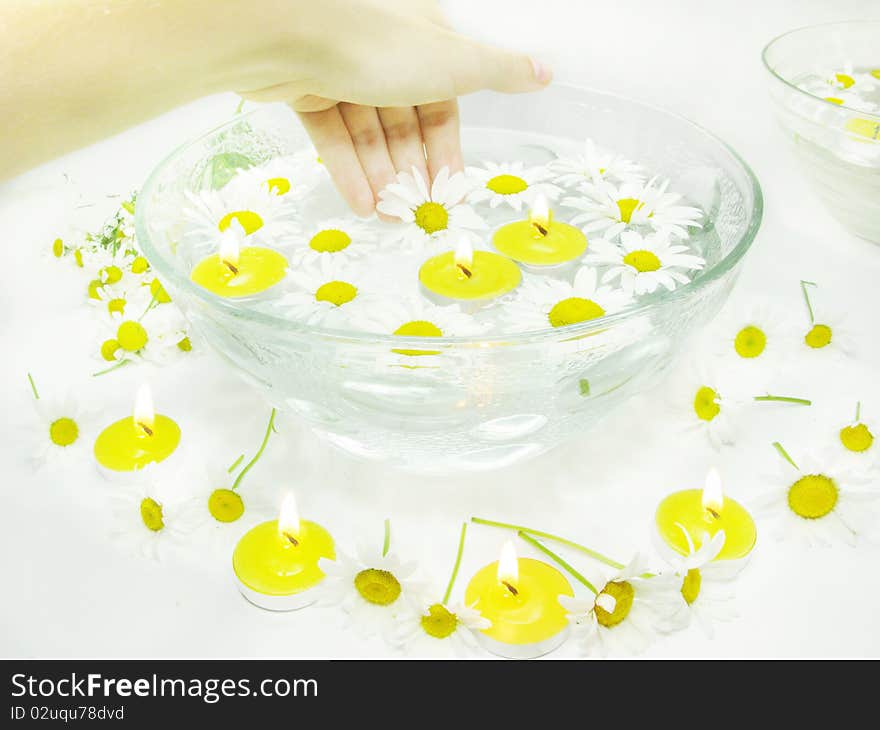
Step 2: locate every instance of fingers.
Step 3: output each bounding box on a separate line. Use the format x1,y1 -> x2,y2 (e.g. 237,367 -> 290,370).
297,107 -> 375,218
377,106 -> 429,183
337,103 -> 397,216
416,100 -> 462,179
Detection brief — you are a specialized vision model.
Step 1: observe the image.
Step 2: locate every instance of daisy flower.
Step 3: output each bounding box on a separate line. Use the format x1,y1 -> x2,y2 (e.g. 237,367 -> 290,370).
317,521 -> 423,641
588,230 -> 705,297
107,467 -> 201,561
661,530 -> 739,638
819,90 -> 880,113
563,176 -> 703,239
501,267 -> 633,333
354,295 -> 484,339
224,153 -> 326,202
550,138 -> 646,187
835,402 -> 875,456
287,217 -> 378,267
466,161 -> 562,211
86,275 -> 150,319
799,299 -> 857,358
96,309 -> 187,369
376,166 -> 487,249
755,443 -> 879,547
27,380 -> 88,468
559,553 -> 685,657
811,63 -> 877,97
713,302 -> 797,363
280,257 -> 374,327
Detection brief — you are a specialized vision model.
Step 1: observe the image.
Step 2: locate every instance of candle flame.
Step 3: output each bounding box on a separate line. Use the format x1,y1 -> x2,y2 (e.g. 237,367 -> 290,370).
133,383 -> 155,436
278,493 -> 301,544
702,467 -> 725,518
219,229 -> 241,273
497,540 -> 519,594
529,194 -> 552,236
454,238 -> 474,279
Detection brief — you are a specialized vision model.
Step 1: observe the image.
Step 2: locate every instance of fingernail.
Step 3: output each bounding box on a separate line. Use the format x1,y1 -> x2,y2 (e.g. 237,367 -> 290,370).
530,57 -> 553,85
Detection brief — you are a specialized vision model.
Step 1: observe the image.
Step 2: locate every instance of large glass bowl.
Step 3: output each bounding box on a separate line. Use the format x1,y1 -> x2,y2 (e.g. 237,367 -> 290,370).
136,85 -> 762,473
763,21 -> 880,243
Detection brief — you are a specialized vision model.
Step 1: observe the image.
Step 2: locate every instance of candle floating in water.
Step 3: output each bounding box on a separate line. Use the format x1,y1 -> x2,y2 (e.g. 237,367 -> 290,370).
419,238 -> 521,302
464,541 -> 573,659
93,384 -> 181,472
654,468 -> 757,561
232,493 -> 335,611
492,195 -> 587,267
190,229 -> 287,298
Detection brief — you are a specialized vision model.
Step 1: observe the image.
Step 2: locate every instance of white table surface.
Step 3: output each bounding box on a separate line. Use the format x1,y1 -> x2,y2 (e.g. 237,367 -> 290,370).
2,0 -> 879,658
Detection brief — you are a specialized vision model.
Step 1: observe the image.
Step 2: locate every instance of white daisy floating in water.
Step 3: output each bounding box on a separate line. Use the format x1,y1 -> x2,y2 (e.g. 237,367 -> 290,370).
225,153 -> 326,202
354,295 -> 484,340
563,176 -> 703,240
558,553 -> 685,657
317,521 -> 423,641
287,217 -> 377,267
281,257 -> 374,327
26,376 -> 88,468
755,443 -> 879,547
809,63 -> 878,97
835,402 -> 875,456
502,267 -> 633,333
798,281 -> 856,358
714,301 -> 797,363
818,90 -> 880,113
107,468 -> 201,561
588,230 -> 705,296
376,166 -> 487,249
465,161 -> 562,211
550,138 -> 646,187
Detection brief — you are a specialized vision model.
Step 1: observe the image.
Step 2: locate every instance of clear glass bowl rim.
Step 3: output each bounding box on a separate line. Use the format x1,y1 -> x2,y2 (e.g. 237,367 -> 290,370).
135,83 -> 763,348
761,19 -> 880,121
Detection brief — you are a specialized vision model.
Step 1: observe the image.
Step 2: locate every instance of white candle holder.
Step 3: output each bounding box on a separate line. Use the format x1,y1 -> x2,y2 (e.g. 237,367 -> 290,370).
475,626 -> 569,660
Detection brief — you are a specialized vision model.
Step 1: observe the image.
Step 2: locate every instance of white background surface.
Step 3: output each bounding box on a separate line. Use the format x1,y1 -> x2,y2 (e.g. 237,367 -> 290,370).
2,0 -> 879,658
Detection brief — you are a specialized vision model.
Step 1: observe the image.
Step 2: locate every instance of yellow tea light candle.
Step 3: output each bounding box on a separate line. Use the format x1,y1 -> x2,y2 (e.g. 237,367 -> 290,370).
233,493 -> 335,611
190,232 -> 287,298
492,195 -> 587,267
419,238 -> 521,302
464,541 -> 573,659
844,117 -> 880,142
93,384 -> 180,472
655,468 -> 757,561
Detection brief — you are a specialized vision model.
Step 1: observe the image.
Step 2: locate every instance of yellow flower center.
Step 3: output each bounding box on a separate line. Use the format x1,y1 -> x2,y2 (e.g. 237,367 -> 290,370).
693,385 -> 721,422
825,97 -> 844,105
392,320 -> 443,357
208,488 -> 245,523
734,325 -> 767,358
52,238 -> 64,258
140,497 -> 165,532
595,580 -> 635,628
354,568 -> 401,606
150,279 -> 171,303
131,256 -> 150,274
420,603 -> 459,639
616,197 -> 643,223
680,569 -> 702,605
486,174 -> 529,195
74,249 -> 84,268
218,210 -> 263,236
805,323 -> 832,349
100,265 -> 123,285
413,202 -> 449,234
177,337 -> 192,352
107,298 -> 126,315
548,297 -> 606,328
266,177 -> 291,195
49,417 -> 79,447
117,321 -> 148,352
315,280 -> 357,307
623,249 -> 661,272
840,423 -> 874,453
309,229 -> 352,253
872,69 -> 880,80
788,474 -> 838,519
835,73 -> 855,89
87,279 -> 104,300
100,338 -> 120,361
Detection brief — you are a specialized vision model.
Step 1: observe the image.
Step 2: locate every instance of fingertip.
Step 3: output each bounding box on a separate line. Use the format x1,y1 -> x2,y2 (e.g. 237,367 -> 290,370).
530,57 -> 553,86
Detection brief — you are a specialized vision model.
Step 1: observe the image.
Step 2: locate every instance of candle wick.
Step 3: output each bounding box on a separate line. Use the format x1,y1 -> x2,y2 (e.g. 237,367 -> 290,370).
223,260 -> 239,275
531,222 -> 549,237
501,580 -> 519,596
456,263 -> 473,279
136,421 -> 154,437
283,532 -> 299,547
706,507 -> 721,520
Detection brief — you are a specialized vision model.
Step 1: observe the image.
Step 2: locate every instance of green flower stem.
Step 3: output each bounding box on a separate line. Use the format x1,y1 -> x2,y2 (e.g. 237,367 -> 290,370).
800,280 -> 817,324
856,401 -> 862,422
754,394 -> 812,406
27,373 -> 40,400
234,98 -> 246,115
517,531 -> 598,594
227,453 -> 245,474
231,408 -> 276,491
442,522 -> 468,605
772,441 -> 800,470
138,295 -> 158,322
92,360 -> 129,377
470,516 -> 625,570
382,518 -> 391,558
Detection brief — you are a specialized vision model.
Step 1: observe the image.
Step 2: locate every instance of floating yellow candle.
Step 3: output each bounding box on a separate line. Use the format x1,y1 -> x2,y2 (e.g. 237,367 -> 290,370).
844,117 -> 880,142
190,230 -> 287,298
419,238 -> 521,302
464,541 -> 573,659
492,195 -> 587,266
655,468 -> 757,561
93,385 -> 180,472
233,493 -> 335,611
